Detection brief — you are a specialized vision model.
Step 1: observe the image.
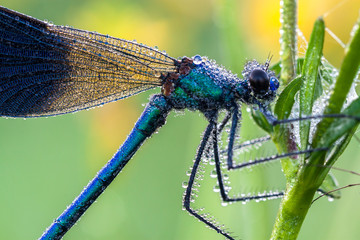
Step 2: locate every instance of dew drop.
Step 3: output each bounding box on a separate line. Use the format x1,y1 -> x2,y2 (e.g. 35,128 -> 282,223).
210,170 -> 217,178
209,159 -> 215,165
193,55 -> 203,65
182,181 -> 188,188
213,185 -> 220,193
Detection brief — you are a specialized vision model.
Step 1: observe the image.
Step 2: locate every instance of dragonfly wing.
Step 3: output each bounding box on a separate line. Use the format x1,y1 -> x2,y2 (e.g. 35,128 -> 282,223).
0,6 -> 177,117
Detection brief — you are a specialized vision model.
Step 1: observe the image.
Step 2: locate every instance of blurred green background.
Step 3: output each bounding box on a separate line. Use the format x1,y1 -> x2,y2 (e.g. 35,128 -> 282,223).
0,0 -> 360,239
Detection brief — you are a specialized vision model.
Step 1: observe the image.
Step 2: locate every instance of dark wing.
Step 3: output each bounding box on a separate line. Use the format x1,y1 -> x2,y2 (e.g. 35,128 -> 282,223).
0,6 -> 177,117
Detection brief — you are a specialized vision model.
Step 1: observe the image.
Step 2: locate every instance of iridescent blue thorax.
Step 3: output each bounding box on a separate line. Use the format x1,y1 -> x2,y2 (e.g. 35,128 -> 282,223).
164,55 -> 279,114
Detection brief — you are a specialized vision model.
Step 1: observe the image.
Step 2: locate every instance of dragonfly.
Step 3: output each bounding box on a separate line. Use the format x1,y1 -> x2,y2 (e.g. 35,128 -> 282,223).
0,5 -> 347,240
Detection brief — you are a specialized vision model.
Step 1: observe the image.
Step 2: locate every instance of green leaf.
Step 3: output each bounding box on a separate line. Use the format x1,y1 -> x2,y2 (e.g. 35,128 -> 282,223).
299,17 -> 325,150
324,127 -> 356,170
313,18 -> 360,150
318,60 -> 337,86
305,96 -> 360,181
274,76 -> 301,120
251,109 -> 273,134
316,97 -> 360,149
318,171 -> 341,199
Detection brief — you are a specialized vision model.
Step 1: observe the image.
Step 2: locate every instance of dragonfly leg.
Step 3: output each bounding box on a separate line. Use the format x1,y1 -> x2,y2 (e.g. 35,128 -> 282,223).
272,114 -> 360,126
218,138 -> 335,201
225,105 -> 282,171
217,111 -> 232,133
183,115 -> 235,240
204,111 -> 231,158
213,122 -> 285,203
226,135 -> 271,155
226,104 -> 240,168
216,106 -> 333,202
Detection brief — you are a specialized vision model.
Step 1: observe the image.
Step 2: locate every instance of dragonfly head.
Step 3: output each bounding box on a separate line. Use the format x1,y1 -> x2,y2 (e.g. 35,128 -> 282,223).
239,60 -> 279,105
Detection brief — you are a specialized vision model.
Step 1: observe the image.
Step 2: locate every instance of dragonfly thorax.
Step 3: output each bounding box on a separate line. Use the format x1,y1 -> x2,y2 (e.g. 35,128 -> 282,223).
165,56 -> 279,113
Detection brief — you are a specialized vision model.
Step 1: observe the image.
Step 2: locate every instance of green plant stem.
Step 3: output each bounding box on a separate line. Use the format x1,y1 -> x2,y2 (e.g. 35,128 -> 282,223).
280,0 -> 297,85
270,1 -> 312,239
270,177 -> 318,240
271,15 -> 360,240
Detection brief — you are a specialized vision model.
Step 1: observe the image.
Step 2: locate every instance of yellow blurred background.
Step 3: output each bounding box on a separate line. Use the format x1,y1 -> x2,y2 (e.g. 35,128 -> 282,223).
0,0 -> 359,239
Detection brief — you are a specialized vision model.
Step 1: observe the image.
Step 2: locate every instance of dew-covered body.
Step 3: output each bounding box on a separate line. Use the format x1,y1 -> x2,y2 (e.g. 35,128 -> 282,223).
0,6 -> 281,240
167,57 -> 278,115
168,58 -> 242,112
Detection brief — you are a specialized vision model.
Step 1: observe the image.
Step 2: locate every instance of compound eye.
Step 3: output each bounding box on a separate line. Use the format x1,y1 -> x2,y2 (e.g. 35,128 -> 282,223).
249,69 -> 270,94
270,77 -> 280,91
